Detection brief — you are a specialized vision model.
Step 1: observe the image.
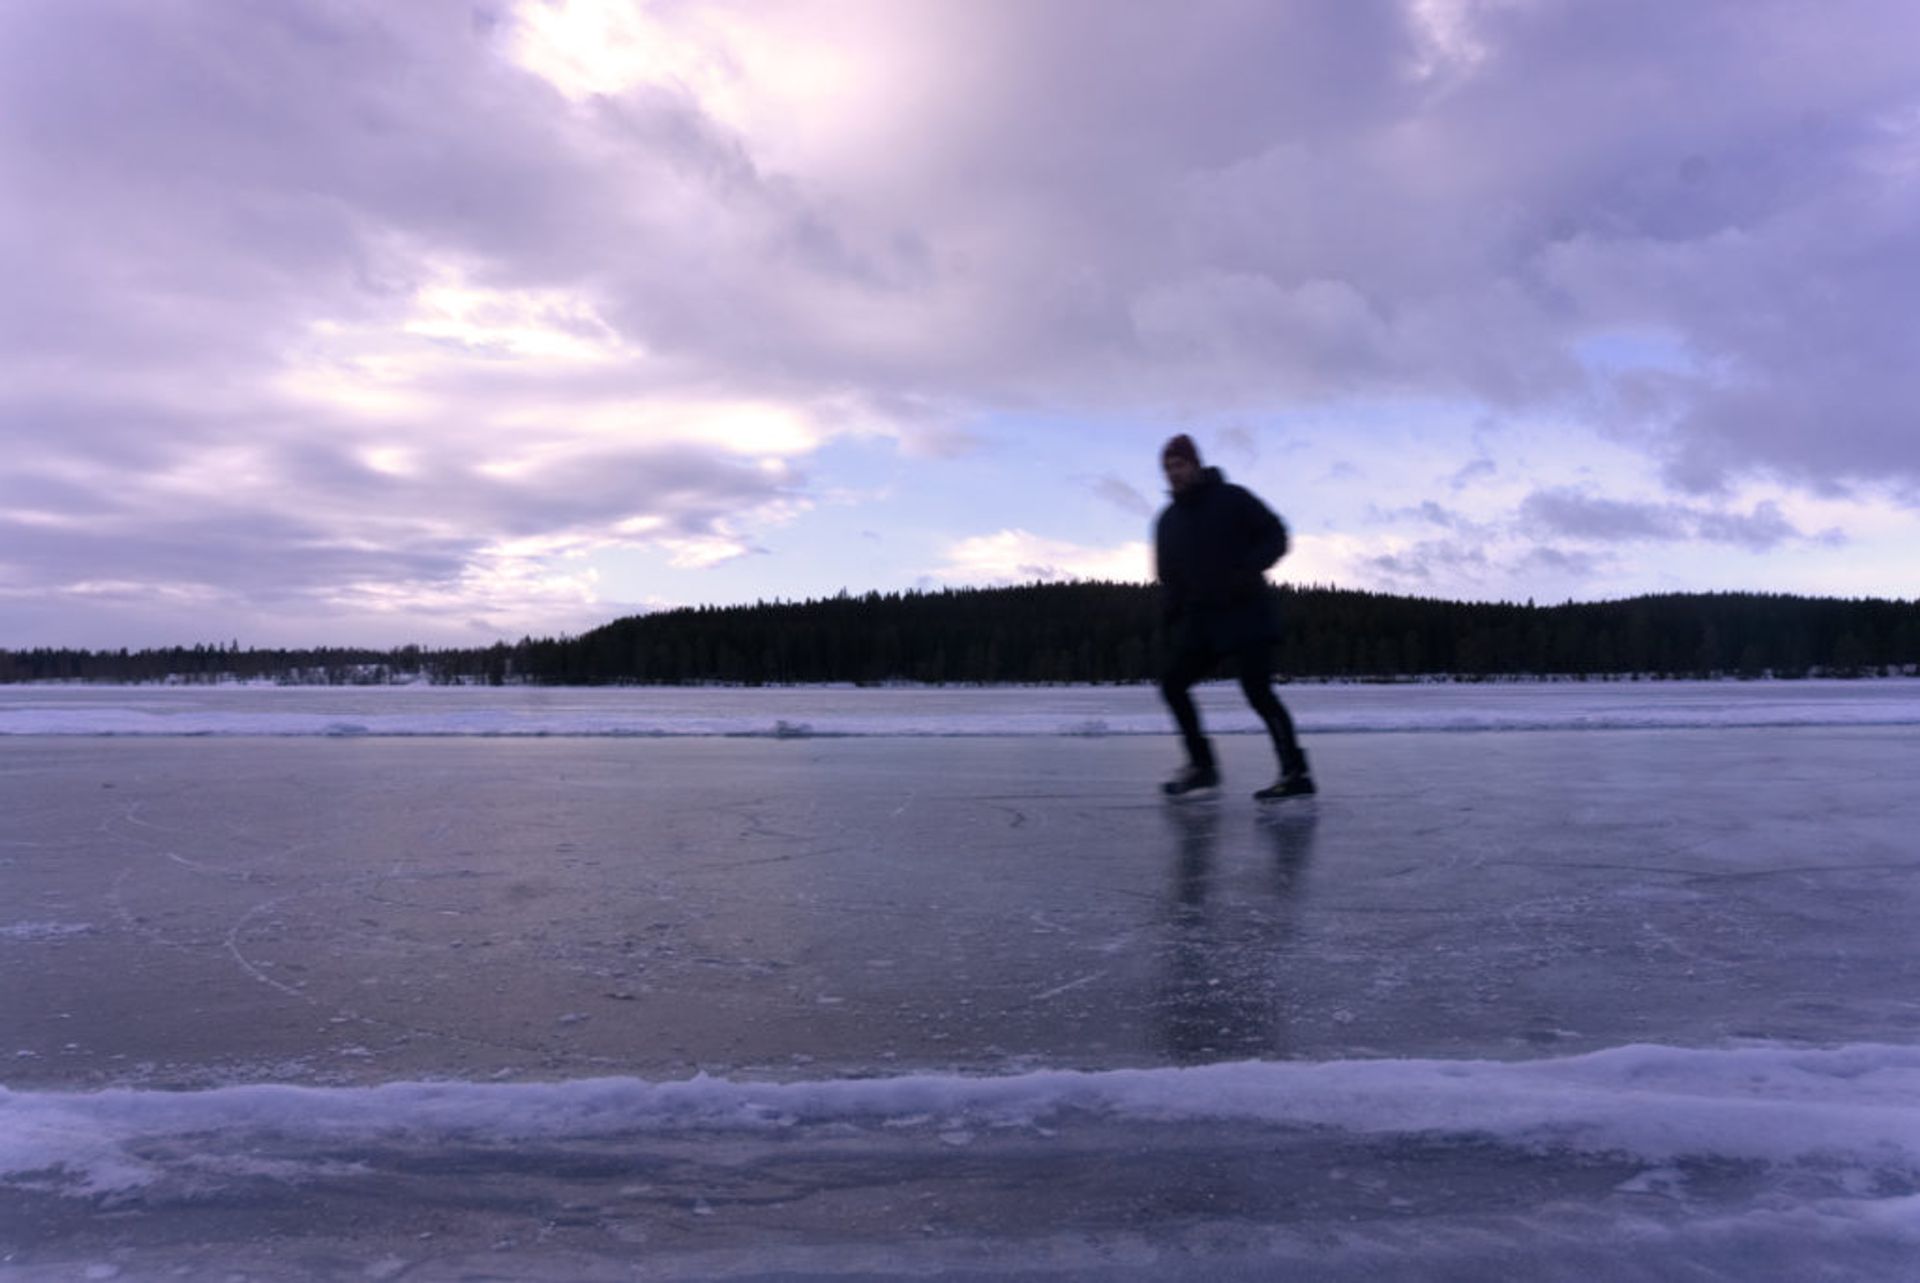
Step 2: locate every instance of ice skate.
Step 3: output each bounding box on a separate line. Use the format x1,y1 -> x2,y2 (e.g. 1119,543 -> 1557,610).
1161,763 -> 1220,797
1254,770 -> 1315,801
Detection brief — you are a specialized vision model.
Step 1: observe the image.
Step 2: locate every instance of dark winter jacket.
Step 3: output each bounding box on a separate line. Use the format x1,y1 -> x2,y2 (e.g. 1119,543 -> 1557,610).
1154,467 -> 1289,653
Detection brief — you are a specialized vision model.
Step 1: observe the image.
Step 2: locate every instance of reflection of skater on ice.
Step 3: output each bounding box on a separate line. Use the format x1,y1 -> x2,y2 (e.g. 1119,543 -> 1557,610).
1156,803 -> 1318,1064
1256,802 -> 1319,900
1153,434 -> 1315,800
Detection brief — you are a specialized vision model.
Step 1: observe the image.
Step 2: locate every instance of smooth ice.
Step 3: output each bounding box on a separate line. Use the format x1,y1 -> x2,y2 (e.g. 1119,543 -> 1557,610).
4,681 -> 1920,1279
8,723 -> 1919,1081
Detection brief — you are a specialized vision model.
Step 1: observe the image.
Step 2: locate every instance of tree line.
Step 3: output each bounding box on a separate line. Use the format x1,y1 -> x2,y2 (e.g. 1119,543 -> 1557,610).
6,584 -> 1918,686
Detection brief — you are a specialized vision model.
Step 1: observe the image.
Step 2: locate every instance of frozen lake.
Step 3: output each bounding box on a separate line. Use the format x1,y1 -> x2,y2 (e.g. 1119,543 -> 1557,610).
4,680 -> 1920,1279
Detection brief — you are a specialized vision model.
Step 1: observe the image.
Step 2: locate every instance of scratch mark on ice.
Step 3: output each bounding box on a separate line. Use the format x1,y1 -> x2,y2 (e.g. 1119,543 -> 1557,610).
1031,971 -> 1106,1002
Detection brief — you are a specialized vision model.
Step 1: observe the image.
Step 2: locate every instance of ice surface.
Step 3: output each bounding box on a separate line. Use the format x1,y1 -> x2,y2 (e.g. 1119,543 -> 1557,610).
4,682 -> 1920,1279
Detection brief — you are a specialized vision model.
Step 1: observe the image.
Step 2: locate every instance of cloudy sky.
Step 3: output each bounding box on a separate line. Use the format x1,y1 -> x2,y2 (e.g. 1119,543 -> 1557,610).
4,0 -> 1918,650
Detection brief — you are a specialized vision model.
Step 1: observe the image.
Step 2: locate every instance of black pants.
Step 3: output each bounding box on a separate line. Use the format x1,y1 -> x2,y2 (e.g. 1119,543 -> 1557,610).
1160,642 -> 1306,775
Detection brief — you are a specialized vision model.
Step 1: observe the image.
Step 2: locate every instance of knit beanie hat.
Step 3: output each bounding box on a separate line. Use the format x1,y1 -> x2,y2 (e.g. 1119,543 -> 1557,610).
1162,433 -> 1200,465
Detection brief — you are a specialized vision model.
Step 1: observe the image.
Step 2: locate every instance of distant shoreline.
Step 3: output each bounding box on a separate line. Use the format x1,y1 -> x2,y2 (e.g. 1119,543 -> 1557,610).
11,583 -> 1917,687
7,669 -> 1919,690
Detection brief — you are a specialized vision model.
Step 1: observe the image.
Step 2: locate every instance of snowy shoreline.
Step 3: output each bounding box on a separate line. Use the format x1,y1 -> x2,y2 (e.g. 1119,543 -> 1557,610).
3,676 -> 1918,737
6,668 -> 1918,689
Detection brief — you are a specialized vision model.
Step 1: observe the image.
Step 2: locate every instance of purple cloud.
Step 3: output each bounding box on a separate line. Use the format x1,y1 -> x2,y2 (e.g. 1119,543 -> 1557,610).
1521,487 -> 1816,551
2,0 -> 1916,645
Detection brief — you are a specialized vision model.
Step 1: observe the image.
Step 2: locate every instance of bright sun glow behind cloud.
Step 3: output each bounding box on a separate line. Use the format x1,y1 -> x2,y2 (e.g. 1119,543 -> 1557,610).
1405,0 -> 1501,81
508,0 -> 733,103
503,0 -> 923,175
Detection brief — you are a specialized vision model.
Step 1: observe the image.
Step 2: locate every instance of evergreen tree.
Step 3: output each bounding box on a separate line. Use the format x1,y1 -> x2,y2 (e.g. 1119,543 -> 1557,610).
7,585 -> 1919,685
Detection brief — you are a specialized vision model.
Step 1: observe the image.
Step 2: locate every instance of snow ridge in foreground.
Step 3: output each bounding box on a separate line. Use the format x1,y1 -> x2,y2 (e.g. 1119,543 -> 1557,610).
6,1042 -> 1920,1196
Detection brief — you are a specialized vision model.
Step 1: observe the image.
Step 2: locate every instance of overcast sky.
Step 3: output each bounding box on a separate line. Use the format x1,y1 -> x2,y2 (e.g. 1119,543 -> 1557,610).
4,0 -> 1918,650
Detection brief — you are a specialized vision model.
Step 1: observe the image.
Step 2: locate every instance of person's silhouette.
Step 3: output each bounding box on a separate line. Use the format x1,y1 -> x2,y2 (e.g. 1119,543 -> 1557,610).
1155,434 -> 1315,801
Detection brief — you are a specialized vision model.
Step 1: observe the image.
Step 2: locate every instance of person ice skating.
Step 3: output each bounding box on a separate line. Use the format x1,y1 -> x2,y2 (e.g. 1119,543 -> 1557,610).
1154,433 -> 1315,800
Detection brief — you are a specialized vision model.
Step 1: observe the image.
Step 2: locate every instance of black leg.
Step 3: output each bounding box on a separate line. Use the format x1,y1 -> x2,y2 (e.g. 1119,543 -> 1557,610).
1159,645 -> 1217,769
1235,645 -> 1307,775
